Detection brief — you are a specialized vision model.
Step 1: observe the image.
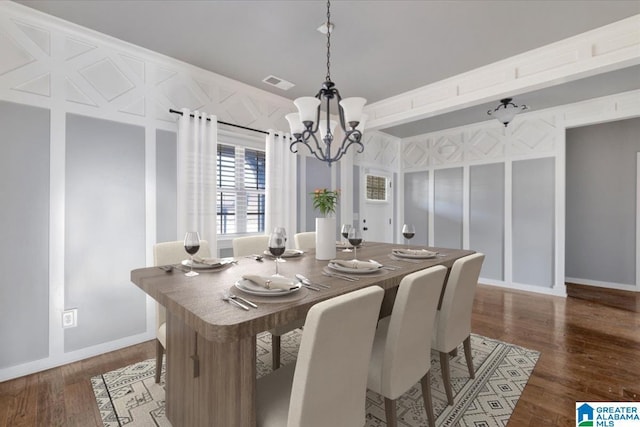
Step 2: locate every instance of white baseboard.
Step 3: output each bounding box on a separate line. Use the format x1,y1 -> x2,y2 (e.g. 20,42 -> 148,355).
565,277 -> 639,292
479,278 -> 567,297
0,331 -> 155,382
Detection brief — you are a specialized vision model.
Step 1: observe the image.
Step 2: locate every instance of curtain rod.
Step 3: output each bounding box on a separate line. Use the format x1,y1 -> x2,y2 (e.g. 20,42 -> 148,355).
169,108 -> 287,138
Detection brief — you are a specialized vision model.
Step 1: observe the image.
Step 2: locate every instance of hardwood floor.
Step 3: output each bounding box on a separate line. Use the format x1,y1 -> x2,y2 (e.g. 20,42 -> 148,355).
1,284 -> 639,426
566,282 -> 640,312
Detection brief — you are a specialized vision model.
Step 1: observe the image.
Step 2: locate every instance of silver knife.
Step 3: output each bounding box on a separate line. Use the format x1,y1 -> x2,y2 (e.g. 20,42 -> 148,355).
230,294 -> 258,308
296,274 -> 330,289
298,281 -> 320,291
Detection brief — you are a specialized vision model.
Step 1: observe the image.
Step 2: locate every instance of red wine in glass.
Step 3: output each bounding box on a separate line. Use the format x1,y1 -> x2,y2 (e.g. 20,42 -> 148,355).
341,224 -> 353,252
183,231 -> 200,277
347,228 -> 363,260
185,244 -> 200,255
269,246 -> 286,257
268,231 -> 286,275
401,224 -> 415,249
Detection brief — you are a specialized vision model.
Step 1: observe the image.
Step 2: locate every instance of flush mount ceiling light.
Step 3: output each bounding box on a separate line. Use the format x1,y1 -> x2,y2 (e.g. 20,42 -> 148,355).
487,98 -> 529,127
285,0 -> 367,166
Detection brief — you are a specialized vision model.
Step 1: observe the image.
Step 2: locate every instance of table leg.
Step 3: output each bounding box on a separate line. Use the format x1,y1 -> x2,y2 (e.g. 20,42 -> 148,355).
166,313 -> 257,426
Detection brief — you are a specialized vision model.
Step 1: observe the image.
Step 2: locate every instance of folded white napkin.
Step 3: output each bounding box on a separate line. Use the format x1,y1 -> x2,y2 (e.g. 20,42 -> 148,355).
330,259 -> 379,270
392,248 -> 438,256
192,256 -> 224,266
242,274 -> 296,290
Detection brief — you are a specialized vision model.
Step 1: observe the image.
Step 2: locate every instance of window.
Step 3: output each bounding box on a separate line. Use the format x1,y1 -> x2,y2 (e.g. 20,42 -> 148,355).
216,143 -> 265,235
366,174 -> 387,201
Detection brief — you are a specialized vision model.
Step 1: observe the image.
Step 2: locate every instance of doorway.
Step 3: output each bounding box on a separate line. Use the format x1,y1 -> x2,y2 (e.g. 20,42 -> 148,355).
359,169 -> 393,243
565,118 -> 640,292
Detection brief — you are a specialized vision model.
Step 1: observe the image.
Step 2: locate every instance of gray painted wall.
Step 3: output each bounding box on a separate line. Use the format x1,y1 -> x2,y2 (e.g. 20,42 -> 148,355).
404,171 -> 429,246
0,101 -> 50,368
566,118 -> 640,285
64,114 -> 147,352
512,157 -> 555,287
434,167 -> 463,249
157,130 -> 178,243
470,163 -> 505,280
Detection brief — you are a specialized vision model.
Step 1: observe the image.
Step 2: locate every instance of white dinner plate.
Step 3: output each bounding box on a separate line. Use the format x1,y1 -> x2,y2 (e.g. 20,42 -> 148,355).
327,262 -> 381,274
263,249 -> 304,258
391,249 -> 438,259
181,258 -> 233,270
234,278 -> 302,296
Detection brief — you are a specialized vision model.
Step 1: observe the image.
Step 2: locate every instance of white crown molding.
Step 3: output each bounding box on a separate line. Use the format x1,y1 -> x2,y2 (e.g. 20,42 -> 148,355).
365,14 -> 640,131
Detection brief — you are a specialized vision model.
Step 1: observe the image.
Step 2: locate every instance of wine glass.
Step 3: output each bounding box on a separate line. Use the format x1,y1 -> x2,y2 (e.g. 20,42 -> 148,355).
347,227 -> 363,261
272,227 -> 287,262
341,224 -> 353,252
402,224 -> 415,248
183,231 -> 200,277
268,230 -> 286,276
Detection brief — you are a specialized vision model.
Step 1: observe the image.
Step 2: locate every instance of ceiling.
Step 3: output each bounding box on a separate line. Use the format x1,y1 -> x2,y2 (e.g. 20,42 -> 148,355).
15,0 -> 640,137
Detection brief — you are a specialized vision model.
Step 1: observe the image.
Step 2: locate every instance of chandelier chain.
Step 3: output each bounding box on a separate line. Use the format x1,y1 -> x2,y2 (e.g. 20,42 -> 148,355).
326,0 -> 331,81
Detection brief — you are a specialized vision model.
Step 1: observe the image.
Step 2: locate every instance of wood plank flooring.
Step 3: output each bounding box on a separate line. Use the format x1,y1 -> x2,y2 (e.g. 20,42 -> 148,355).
1,284 -> 639,426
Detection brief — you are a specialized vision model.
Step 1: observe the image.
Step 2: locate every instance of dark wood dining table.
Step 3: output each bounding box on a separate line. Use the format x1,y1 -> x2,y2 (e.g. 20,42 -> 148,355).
130,241 -> 474,427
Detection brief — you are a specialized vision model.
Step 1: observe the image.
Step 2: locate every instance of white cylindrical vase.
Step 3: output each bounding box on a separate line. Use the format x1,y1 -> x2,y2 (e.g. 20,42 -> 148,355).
315,217 -> 337,260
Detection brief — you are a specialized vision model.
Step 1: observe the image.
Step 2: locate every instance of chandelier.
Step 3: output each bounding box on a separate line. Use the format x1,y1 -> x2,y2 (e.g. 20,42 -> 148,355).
285,0 -> 367,166
487,98 -> 528,127
487,98 -> 529,127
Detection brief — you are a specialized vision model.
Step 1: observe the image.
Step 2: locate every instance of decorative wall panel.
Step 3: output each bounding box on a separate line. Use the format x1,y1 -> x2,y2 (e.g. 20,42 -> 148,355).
64,114 -> 146,352
0,101 -> 50,369
355,130 -> 400,170
157,130 -> 178,244
433,167 -> 463,249
404,171 -> 429,246
0,3 -> 294,128
469,163 -> 505,281
512,158 -> 555,288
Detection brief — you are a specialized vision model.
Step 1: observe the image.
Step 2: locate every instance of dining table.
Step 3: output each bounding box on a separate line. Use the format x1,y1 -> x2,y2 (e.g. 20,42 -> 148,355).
130,241 -> 474,427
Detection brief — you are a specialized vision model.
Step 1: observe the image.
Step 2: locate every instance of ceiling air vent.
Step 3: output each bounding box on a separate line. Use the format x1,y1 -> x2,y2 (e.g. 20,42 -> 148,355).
262,75 -> 295,91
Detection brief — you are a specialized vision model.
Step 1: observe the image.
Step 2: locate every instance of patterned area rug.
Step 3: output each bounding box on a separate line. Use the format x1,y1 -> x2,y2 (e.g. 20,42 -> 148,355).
92,332 -> 539,426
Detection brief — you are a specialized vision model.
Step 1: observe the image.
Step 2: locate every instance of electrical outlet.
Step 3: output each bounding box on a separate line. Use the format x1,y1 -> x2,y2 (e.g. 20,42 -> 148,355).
62,308 -> 77,328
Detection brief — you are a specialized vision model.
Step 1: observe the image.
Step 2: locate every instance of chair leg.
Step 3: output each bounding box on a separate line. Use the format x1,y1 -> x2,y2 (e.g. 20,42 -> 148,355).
272,334 -> 281,370
384,397 -> 398,427
155,339 -> 164,384
463,335 -> 475,379
439,351 -> 454,405
420,371 -> 436,427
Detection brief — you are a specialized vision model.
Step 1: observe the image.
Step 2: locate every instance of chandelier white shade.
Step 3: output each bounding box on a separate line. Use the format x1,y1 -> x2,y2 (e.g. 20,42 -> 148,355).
487,98 -> 528,127
287,0 -> 367,166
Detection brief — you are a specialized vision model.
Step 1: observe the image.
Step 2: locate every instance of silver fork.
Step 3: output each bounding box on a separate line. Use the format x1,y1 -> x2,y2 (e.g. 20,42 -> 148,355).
222,292 -> 249,310
228,293 -> 257,308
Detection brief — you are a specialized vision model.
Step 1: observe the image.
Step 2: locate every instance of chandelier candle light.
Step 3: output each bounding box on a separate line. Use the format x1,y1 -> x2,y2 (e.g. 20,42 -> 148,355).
286,0 -> 367,166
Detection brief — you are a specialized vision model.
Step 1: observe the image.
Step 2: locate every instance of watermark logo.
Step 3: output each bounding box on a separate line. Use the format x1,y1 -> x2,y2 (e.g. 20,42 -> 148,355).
577,402 -> 640,427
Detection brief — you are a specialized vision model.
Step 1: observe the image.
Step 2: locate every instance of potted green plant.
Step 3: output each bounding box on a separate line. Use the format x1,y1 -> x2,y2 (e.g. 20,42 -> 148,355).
311,188 -> 340,259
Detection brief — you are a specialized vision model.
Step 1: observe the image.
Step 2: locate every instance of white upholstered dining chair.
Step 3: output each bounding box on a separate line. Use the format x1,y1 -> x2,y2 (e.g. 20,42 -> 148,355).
367,265 -> 447,427
293,231 -> 315,251
231,234 -> 301,369
431,252 -> 485,405
152,240 -> 211,383
232,234 -> 270,258
256,286 -> 384,427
